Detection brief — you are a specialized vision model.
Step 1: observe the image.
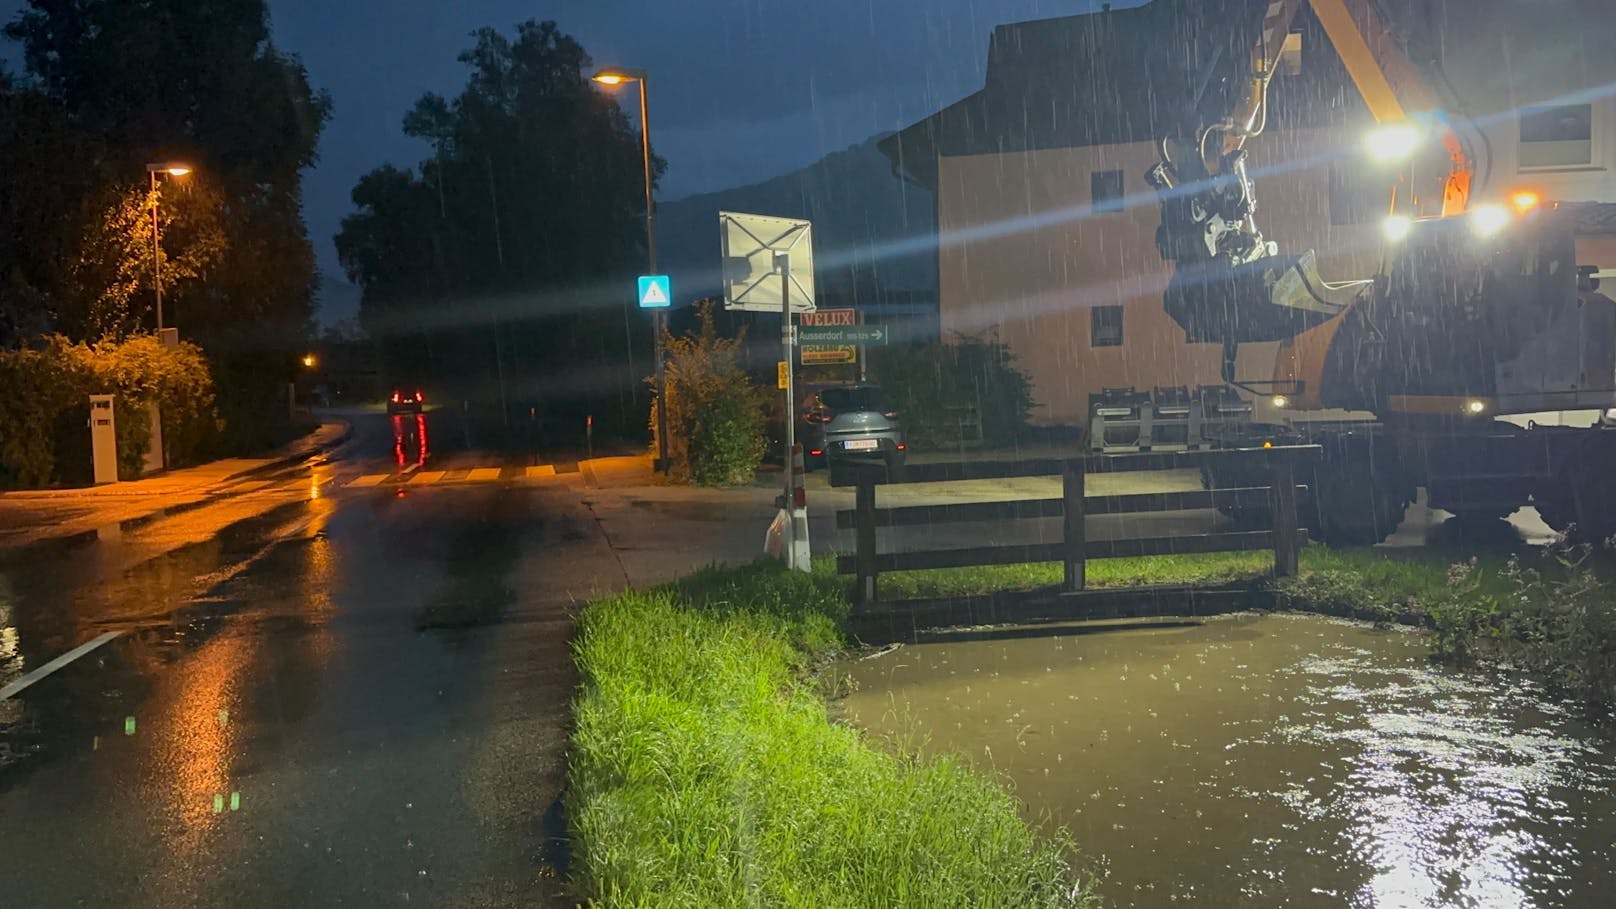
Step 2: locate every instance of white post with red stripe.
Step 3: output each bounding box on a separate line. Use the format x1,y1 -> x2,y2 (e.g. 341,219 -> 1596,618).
787,443 -> 811,572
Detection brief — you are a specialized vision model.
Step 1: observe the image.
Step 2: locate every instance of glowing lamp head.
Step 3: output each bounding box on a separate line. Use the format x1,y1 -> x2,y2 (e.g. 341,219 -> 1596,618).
1470,204 -> 1511,238
1271,394 -> 1290,409
1465,399 -> 1487,415
301,354 -> 316,368
1382,215 -> 1414,242
592,73 -> 624,85
1365,124 -> 1422,162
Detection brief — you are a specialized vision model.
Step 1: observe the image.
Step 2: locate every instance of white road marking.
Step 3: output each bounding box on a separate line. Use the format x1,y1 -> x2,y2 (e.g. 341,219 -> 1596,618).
410,470 -> 447,485
525,465 -> 557,478
0,631 -> 125,701
467,467 -> 503,482
349,474 -> 388,487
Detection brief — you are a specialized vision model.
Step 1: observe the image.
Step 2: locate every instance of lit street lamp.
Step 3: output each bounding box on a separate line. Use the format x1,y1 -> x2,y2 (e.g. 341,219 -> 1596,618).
591,67 -> 670,474
302,353 -> 317,369
146,162 -> 192,334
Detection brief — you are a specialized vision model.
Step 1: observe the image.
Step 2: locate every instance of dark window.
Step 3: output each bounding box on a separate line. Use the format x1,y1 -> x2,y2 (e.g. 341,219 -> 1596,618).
1091,169 -> 1125,213
1520,104 -> 1593,168
1091,305 -> 1123,347
820,386 -> 888,412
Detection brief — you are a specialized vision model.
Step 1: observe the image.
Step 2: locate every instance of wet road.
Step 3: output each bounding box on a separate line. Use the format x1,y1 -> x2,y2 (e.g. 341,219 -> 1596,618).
0,411 -> 621,907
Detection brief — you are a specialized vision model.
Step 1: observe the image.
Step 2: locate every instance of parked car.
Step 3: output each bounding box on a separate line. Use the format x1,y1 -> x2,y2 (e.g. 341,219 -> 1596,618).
387,389 -> 424,415
802,383 -> 906,480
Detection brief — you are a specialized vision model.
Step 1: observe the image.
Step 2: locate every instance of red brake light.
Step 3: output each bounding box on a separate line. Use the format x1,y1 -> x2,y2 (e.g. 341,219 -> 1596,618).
805,412 -> 830,424
391,392 -> 400,403
883,411 -> 900,420
896,443 -> 907,451
415,390 -> 424,402
809,449 -> 823,456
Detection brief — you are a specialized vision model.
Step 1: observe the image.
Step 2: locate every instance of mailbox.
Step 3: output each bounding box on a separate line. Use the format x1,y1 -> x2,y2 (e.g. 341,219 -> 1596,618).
90,394 -> 118,484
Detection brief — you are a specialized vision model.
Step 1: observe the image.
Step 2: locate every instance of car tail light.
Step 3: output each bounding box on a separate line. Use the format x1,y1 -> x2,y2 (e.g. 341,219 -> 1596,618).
896,443 -> 907,451
809,449 -> 823,456
391,392 -> 400,403
883,411 -> 900,420
415,390 -> 424,402
805,412 -> 830,424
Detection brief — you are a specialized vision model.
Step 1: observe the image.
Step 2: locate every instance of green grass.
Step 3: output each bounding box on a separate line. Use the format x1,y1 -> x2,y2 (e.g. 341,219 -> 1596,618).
566,559 -> 1092,907
875,550 -> 1272,601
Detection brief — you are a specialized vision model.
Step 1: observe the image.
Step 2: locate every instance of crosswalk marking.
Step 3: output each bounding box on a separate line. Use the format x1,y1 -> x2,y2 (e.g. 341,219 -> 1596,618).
467,467 -> 503,482
526,465 -> 557,478
350,474 -> 388,487
410,470 -> 447,485
343,465 -> 559,489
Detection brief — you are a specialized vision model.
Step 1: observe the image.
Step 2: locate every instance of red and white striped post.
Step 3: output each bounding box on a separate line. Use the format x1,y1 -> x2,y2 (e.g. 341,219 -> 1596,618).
787,443 -> 811,572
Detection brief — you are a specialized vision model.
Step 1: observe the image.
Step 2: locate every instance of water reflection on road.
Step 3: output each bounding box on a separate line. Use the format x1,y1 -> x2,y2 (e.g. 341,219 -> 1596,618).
839,614 -> 1616,908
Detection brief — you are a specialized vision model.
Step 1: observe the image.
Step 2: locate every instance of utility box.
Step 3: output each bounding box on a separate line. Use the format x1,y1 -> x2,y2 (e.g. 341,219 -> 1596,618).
90,394 -> 118,484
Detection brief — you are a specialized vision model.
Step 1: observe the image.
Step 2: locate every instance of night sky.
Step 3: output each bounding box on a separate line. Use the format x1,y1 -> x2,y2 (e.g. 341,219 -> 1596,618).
3,0 -> 1128,317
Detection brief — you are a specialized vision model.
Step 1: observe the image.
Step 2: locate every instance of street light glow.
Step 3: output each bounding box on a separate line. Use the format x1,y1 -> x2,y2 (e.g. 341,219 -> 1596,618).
592,73 -> 624,85
302,353 -> 316,368
147,162 -> 193,176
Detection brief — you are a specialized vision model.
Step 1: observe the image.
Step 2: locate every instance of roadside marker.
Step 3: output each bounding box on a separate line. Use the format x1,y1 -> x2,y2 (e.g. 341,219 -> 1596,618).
0,631 -> 126,701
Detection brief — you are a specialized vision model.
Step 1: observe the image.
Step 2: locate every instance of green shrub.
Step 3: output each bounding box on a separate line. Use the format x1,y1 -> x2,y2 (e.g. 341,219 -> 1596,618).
567,559 -> 1090,907
658,302 -> 765,486
873,332 -> 1035,450
0,333 -> 220,487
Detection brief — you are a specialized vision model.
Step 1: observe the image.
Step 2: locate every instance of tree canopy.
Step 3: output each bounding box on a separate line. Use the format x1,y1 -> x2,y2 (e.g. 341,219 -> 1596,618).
2,0 -> 329,451
336,20 -> 664,435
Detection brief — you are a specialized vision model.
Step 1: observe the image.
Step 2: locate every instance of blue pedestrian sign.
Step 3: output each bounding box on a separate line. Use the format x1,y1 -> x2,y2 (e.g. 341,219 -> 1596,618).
638,274 -> 671,309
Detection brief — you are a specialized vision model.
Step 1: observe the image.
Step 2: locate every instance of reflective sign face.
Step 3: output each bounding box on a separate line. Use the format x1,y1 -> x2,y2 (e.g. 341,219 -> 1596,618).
638,274 -> 671,308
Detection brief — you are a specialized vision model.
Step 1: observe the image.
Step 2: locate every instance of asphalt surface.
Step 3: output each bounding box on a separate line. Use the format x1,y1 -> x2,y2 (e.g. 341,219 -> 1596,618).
0,410 -> 620,907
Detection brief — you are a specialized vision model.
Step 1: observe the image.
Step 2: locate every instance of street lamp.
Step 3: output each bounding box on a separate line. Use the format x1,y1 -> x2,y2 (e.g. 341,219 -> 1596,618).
592,67 -> 670,474
146,162 -> 192,334
302,353 -> 317,368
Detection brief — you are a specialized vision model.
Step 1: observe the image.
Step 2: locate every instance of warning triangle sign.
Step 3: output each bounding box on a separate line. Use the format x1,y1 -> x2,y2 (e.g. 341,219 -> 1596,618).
640,281 -> 668,305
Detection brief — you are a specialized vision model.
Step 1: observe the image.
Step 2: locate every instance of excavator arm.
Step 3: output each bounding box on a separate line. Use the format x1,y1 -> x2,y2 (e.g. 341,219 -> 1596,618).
1147,0 -> 1475,364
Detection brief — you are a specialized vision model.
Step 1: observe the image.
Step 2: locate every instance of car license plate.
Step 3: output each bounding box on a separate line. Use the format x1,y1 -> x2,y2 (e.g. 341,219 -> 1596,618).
844,439 -> 879,451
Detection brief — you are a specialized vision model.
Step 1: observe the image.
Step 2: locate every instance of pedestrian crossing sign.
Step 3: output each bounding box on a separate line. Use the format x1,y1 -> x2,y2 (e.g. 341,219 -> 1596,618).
638,274 -> 671,308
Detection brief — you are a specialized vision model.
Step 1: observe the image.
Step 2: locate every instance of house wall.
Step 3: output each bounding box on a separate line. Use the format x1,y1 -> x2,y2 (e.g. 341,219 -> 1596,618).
935,126 -> 1383,426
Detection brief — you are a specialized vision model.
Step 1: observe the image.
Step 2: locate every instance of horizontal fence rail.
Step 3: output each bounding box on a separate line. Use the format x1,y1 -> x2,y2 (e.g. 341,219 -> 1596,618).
834,445 -> 1320,607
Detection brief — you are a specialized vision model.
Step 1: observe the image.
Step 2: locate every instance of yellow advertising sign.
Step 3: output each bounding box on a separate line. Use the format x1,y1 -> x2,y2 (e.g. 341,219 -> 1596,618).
800,345 -> 857,365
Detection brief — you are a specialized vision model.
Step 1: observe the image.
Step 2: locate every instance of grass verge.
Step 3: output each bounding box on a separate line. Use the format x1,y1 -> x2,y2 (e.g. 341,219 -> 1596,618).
566,559 -> 1092,907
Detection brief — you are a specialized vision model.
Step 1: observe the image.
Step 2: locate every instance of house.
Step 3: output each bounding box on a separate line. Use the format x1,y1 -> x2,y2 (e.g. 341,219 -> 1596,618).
879,0 -> 1616,427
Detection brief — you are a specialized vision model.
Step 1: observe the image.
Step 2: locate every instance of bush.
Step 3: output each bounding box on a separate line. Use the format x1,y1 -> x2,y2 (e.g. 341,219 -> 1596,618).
873,332 -> 1035,450
657,302 -> 765,486
0,333 -> 220,488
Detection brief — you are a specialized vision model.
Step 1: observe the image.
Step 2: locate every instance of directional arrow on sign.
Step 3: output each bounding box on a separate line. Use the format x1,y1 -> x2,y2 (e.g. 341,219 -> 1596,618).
796,325 -> 888,345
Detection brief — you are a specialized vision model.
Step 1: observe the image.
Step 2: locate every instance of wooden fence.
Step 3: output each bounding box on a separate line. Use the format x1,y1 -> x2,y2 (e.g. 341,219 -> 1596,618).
833,446 -> 1321,606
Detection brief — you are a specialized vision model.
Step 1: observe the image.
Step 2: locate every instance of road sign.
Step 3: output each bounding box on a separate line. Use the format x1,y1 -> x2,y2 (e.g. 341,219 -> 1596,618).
718,211 -> 815,313
796,325 -> 889,345
777,360 -> 789,389
799,308 -> 855,327
801,345 -> 857,365
637,274 -> 671,308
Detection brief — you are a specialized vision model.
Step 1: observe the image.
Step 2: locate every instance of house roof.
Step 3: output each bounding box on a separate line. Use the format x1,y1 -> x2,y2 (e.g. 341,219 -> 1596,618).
879,0 -> 1368,189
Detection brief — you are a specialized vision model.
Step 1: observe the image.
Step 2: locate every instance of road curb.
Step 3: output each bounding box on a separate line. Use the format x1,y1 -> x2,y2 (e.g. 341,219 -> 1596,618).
233,418 -> 355,480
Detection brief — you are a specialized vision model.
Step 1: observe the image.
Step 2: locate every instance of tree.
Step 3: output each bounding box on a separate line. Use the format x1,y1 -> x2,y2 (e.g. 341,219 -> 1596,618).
4,0 -> 330,451
337,20 -> 662,438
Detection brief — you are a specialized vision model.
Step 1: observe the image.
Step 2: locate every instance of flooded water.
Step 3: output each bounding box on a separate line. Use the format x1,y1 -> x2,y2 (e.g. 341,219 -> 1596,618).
839,614 -> 1616,908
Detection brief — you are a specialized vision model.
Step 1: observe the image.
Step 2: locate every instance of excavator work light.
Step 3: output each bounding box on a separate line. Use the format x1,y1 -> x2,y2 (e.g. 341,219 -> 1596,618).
1470,204 -> 1511,238
1365,124 -> 1421,162
1381,215 -> 1414,242
1510,191 -> 1541,214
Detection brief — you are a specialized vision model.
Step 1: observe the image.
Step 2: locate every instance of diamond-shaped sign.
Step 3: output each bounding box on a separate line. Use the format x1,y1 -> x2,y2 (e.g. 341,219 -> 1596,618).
638,274 -> 671,308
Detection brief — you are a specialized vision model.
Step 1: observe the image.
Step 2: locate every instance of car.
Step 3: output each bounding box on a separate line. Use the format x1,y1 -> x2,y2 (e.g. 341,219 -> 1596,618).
802,383 -> 906,480
387,389 -> 424,415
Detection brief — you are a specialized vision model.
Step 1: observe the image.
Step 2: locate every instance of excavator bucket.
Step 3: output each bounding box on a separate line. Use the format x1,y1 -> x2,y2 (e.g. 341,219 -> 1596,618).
1164,249 -> 1360,344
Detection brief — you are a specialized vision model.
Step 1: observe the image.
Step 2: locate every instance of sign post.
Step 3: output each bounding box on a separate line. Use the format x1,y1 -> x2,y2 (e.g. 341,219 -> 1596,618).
719,212 -> 816,571
638,275 -> 672,472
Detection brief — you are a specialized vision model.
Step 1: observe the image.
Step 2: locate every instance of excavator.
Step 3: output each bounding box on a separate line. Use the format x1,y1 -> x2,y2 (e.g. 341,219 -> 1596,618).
1145,0 -> 1616,543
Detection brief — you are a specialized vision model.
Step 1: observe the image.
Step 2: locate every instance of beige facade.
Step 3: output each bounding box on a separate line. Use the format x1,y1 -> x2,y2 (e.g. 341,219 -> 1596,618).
935,126 -> 1383,426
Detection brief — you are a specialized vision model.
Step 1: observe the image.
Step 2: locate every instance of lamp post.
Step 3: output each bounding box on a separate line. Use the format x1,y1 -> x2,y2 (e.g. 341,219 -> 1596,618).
591,67 -> 670,474
145,162 -> 192,334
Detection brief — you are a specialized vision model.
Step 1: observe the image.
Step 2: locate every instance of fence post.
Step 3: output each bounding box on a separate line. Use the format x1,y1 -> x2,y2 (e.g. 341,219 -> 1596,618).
855,471 -> 878,607
1063,458 -> 1087,592
1270,455 -> 1300,578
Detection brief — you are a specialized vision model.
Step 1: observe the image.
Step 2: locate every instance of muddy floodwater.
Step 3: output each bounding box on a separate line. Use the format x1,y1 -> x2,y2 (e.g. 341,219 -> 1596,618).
839,614 -> 1616,908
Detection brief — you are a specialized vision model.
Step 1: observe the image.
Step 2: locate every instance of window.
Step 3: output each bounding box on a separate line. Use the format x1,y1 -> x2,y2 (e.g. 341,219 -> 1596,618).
1519,104 -> 1593,169
1091,169 -> 1124,213
1091,305 -> 1123,347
